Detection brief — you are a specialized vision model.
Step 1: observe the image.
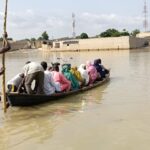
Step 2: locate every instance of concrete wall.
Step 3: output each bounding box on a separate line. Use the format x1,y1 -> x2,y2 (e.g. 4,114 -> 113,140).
10,40 -> 31,50
136,32 -> 150,45
129,37 -> 147,49
136,32 -> 150,38
0,40 -> 31,50
42,36 -> 147,52
30,40 -> 42,49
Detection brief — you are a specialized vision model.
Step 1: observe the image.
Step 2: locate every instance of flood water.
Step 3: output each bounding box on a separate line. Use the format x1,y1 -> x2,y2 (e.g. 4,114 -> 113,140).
0,48 -> 150,150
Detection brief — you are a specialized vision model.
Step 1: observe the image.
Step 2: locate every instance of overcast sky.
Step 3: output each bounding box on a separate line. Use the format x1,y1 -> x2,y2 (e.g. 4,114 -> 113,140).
0,0 -> 146,40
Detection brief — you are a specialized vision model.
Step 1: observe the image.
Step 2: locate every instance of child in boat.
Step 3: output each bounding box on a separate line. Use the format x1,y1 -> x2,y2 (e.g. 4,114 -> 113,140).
7,73 -> 24,92
62,64 -> 80,90
78,64 -> 89,86
94,59 -> 109,79
51,63 -> 71,92
86,61 -> 98,84
41,61 -> 61,95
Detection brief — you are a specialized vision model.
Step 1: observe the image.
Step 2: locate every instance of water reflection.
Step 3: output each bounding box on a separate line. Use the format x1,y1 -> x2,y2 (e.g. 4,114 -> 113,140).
0,72 -> 109,150
2,49 -> 150,150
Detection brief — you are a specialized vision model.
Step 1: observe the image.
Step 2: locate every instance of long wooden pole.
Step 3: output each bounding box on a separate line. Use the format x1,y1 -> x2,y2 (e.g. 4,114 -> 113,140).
2,0 -> 8,113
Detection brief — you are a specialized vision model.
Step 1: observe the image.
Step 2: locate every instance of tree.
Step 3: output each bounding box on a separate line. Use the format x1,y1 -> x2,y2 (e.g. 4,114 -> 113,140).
30,38 -> 36,41
80,33 -> 89,39
38,37 -> 43,41
120,29 -> 130,36
41,31 -> 49,40
100,28 -> 120,37
131,29 -> 140,37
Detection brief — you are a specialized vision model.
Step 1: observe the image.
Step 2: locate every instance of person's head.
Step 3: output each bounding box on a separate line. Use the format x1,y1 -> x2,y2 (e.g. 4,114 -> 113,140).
41,61 -> 47,70
48,66 -> 53,71
97,59 -> 101,64
94,59 -> 101,65
53,64 -> 59,72
52,62 -> 60,72
86,61 -> 92,67
67,64 -> 71,70
79,64 -> 86,70
62,64 -> 71,70
51,62 -> 60,66
19,73 -> 24,78
71,66 -> 78,71
25,61 -> 31,64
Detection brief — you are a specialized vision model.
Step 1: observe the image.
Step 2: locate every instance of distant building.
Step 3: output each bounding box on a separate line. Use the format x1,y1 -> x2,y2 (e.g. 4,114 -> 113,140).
42,36 -> 148,52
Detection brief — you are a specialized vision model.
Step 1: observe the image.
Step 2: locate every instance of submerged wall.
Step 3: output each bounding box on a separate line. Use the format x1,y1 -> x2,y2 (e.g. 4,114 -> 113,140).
42,36 -> 147,51
0,40 -> 31,51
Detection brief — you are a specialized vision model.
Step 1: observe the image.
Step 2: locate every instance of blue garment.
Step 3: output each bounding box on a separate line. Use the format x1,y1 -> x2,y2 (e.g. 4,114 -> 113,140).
62,64 -> 79,90
94,59 -> 106,78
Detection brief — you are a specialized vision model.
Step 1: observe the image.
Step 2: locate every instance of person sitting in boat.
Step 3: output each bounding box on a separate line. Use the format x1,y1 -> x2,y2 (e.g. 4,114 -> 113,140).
51,63 -> 71,92
7,73 -> 24,92
70,66 -> 85,86
41,61 -> 61,95
94,59 -> 109,79
78,64 -> 89,86
23,61 -> 44,94
62,64 -> 80,90
86,61 -> 98,84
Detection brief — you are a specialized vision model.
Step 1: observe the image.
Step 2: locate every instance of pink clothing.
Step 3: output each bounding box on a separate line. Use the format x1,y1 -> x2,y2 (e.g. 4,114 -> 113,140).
86,61 -> 98,83
52,71 -> 71,91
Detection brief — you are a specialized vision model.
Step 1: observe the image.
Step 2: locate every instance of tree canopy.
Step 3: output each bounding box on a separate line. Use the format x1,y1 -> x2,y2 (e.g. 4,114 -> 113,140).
131,29 -> 140,37
77,32 -> 89,39
30,38 -> 36,41
100,28 -> 140,37
100,29 -> 120,37
38,31 -> 49,40
120,29 -> 130,36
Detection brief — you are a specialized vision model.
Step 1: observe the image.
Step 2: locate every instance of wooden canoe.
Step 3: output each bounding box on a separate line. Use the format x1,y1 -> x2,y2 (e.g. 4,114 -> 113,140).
6,75 -> 110,107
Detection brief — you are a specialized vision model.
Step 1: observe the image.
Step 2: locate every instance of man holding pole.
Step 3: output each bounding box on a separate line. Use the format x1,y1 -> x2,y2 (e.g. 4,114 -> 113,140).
0,32 -> 10,76
0,32 -> 10,54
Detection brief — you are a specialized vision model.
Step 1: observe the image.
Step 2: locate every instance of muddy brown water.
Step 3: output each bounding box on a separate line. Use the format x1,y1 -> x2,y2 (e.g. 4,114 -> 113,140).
0,48 -> 150,150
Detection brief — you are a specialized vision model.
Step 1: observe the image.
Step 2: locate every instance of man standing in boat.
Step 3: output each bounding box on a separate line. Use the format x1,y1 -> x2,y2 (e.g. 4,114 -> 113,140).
23,61 -> 45,94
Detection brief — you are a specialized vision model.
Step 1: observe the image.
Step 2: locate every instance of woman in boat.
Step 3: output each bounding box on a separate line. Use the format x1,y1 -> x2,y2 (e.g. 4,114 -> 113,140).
78,64 -> 89,86
70,66 -> 85,86
41,61 -> 61,95
94,59 -> 109,79
52,64 -> 71,92
86,61 -> 98,84
62,64 -> 80,90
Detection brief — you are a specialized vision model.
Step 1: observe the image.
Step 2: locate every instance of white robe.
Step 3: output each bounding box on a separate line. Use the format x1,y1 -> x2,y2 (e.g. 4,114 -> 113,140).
44,70 -> 61,95
78,64 -> 89,85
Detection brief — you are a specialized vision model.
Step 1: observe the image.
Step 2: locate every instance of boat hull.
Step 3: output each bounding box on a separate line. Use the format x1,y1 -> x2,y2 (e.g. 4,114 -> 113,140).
6,76 -> 110,106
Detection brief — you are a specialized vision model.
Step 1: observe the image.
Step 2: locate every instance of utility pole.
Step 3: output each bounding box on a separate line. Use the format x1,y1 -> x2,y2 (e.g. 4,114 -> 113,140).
72,13 -> 76,38
143,0 -> 148,32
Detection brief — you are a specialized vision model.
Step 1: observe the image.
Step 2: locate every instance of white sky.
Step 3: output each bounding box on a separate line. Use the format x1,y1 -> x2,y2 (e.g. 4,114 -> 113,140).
0,0 -> 146,40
